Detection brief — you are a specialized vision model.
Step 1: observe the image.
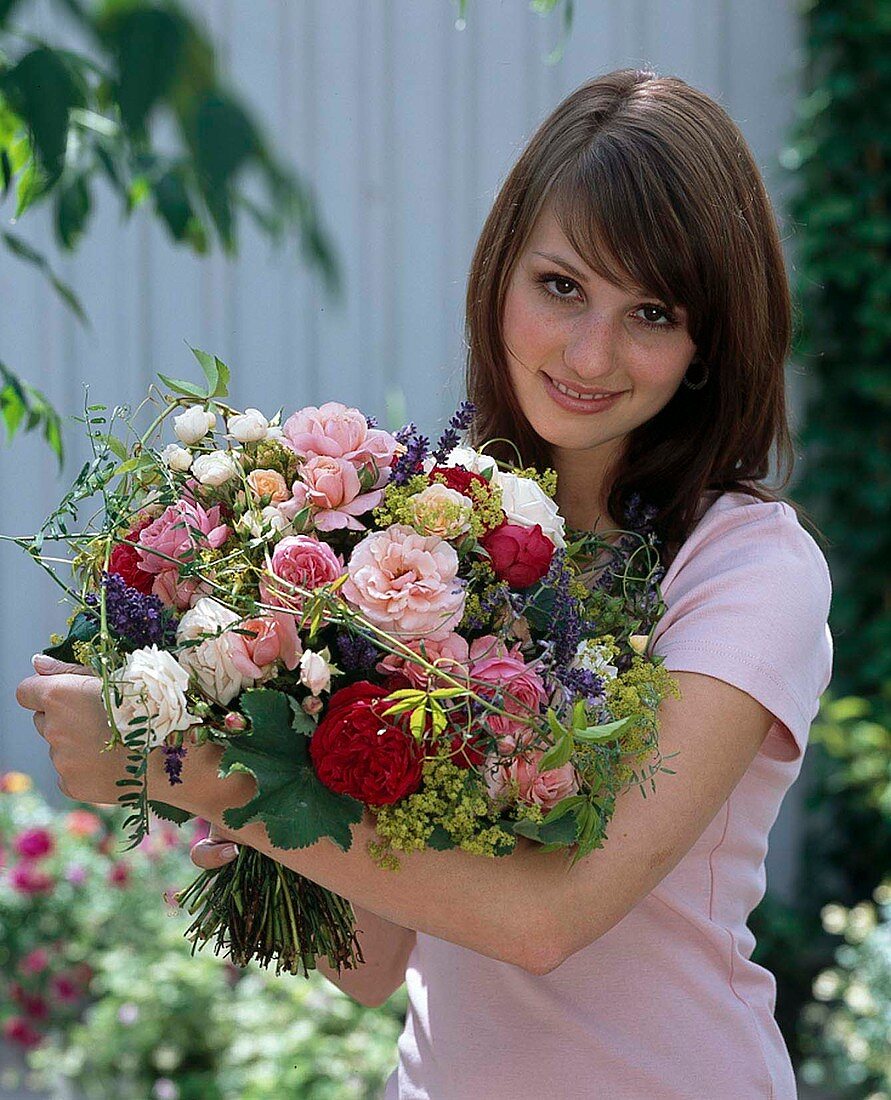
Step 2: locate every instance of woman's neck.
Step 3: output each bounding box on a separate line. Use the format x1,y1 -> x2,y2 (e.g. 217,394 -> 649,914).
551,441 -> 623,535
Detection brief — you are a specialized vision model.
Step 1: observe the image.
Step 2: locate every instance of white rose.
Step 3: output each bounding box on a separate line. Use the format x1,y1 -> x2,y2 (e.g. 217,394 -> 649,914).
437,445 -> 498,478
173,406 -> 216,445
235,506 -> 291,540
260,505 -> 290,534
160,443 -> 193,472
265,425 -> 285,441
493,470 -> 566,549
572,639 -> 619,680
227,408 -> 269,443
191,451 -> 239,487
108,645 -> 198,748
299,648 -> 333,695
176,598 -> 256,705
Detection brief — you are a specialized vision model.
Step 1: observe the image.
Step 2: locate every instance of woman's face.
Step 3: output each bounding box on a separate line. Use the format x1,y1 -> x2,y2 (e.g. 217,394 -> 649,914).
501,204 -> 697,462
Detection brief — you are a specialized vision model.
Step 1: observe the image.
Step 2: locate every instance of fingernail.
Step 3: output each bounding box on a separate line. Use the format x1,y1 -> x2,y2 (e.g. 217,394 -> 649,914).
31,654 -> 53,671
219,844 -> 239,860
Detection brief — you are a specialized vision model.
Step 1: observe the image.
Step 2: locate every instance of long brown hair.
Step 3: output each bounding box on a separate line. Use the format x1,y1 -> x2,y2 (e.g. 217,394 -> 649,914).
464,68 -> 818,566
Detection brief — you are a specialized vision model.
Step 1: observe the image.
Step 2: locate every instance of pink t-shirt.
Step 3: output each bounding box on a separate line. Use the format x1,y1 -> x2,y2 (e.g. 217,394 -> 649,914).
383,489 -> 834,1100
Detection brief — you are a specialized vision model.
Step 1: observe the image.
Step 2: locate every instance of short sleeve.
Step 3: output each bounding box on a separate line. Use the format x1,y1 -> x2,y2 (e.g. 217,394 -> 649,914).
648,496 -> 834,764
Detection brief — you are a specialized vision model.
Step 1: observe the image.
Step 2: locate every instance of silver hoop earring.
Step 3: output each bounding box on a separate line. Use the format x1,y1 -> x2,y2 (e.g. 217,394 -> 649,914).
682,357 -> 709,390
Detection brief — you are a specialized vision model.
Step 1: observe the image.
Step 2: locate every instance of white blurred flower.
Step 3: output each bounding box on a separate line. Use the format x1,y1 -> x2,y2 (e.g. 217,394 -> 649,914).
821,903 -> 848,935
494,470 -> 566,549
299,648 -> 334,695
108,645 -> 198,748
812,970 -> 842,1001
843,981 -> 876,1015
227,408 -> 269,443
176,598 -> 256,706
173,406 -> 216,445
572,639 -> 619,680
192,451 -> 239,487
159,443 -> 193,472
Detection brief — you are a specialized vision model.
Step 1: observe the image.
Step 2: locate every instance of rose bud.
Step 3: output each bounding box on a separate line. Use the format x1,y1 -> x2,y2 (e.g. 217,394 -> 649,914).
302,695 -> 324,716
224,712 -> 248,732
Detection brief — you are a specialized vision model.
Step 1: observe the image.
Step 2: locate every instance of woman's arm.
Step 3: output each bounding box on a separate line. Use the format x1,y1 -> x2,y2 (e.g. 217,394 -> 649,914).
148,670 -> 776,975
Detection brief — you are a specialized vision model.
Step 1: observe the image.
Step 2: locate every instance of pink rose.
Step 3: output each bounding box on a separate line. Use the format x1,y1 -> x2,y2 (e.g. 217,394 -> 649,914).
283,402 -> 399,474
376,633 -> 470,688
13,827 -> 54,860
298,454 -> 384,531
228,614 -> 302,676
342,525 -> 466,641
261,535 -> 344,613
483,749 -> 579,811
151,571 -> 213,611
136,499 -> 229,575
471,646 -> 546,740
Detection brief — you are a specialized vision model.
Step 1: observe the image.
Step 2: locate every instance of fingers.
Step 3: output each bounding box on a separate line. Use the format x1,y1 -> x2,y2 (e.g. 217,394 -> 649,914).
190,837 -> 240,870
32,654 -> 96,676
16,674 -> 45,712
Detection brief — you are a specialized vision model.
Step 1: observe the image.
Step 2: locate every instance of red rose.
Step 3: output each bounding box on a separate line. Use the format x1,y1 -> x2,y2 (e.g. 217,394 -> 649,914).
481,522 -> 555,588
309,682 -> 424,805
108,515 -> 155,594
445,731 -> 486,769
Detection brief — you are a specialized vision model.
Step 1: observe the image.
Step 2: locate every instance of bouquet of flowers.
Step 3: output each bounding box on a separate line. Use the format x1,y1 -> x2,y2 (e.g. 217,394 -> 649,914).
9,348 -> 679,977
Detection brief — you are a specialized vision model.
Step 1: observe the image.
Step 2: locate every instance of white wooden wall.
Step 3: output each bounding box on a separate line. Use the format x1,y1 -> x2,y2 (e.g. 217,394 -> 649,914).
0,0 -> 808,894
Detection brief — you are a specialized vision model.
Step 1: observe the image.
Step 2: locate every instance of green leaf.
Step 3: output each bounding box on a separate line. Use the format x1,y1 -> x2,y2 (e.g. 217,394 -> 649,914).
574,715 -> 635,742
188,344 -> 230,398
55,171 -> 92,249
43,610 -> 97,663
148,800 -> 194,825
219,688 -> 364,851
537,730 -> 574,771
151,164 -> 194,241
156,372 -> 207,398
426,823 -> 457,851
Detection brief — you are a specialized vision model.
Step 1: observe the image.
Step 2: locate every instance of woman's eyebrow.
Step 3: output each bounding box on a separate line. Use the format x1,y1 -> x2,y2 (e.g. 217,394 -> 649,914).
532,251 -> 589,281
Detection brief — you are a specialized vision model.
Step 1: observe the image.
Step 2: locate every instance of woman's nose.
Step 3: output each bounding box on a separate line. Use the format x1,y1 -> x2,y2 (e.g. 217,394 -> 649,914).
562,315 -> 617,380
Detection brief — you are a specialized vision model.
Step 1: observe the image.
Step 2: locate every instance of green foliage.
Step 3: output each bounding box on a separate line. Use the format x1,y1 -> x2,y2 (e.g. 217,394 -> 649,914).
219,689 -> 365,851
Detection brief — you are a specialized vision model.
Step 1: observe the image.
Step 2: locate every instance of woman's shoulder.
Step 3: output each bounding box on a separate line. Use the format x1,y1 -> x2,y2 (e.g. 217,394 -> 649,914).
663,486 -> 831,601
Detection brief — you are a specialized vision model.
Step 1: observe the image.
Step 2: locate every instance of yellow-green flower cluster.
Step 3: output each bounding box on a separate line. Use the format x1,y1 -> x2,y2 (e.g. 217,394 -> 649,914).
368,756 -> 516,870
604,655 -> 681,759
372,474 -> 431,529
240,437 -> 301,484
453,475 -> 504,538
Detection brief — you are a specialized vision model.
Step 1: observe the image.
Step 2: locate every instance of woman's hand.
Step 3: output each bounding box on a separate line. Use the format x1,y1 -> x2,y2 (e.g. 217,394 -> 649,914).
14,654 -> 128,805
190,823 -> 241,869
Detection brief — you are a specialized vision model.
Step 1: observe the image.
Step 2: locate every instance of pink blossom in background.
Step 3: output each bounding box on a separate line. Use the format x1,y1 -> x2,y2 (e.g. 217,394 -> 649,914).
192,818 -> 211,843
10,863 -> 54,896
64,863 -> 87,886
50,973 -> 81,1004
136,498 -> 229,575
64,810 -> 102,838
107,862 -> 130,888
376,633 -> 470,688
13,827 -> 54,860
20,947 -> 49,976
261,534 -> 344,613
3,1015 -> 42,1047
17,991 -> 49,1021
343,525 -> 466,641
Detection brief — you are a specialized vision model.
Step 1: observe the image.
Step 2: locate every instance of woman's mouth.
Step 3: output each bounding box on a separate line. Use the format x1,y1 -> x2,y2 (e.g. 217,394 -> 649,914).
542,373 -> 627,413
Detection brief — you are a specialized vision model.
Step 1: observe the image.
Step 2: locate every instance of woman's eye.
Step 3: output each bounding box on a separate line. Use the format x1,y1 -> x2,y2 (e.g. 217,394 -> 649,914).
634,304 -> 678,329
536,273 -> 581,303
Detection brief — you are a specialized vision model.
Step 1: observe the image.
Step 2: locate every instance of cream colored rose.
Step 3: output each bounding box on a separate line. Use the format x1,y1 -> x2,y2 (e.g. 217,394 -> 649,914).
493,470 -> 566,549
191,451 -> 239,487
227,408 -> 269,443
173,406 -> 216,445
407,483 -> 473,540
299,647 -> 334,695
108,645 -> 198,748
629,634 -> 649,655
246,468 -> 289,503
160,443 -> 193,472
176,598 -> 257,705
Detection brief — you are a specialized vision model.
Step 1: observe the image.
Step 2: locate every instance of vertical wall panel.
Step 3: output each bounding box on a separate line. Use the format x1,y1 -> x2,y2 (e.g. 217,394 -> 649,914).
0,1 -> 809,890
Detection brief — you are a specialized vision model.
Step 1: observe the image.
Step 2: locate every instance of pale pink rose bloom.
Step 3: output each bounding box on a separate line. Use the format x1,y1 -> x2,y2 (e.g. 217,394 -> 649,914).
468,635 -> 510,663
342,524 -> 465,641
260,535 -> 344,613
152,571 -> 213,611
376,632 -> 470,688
484,749 -> 578,811
228,615 -> 302,677
470,646 -> 546,739
136,499 -> 229,575
298,454 -> 384,531
283,402 -> 399,476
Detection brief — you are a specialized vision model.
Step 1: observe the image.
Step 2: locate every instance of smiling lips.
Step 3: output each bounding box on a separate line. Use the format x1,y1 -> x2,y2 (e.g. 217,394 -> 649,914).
545,373 -> 626,402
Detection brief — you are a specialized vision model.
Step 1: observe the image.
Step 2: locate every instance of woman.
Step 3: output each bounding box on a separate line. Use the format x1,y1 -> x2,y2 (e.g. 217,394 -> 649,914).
17,69 -> 833,1098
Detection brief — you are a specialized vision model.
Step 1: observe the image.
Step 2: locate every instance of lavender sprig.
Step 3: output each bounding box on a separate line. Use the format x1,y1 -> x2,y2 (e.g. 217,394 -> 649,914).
431,400 -> 476,464
390,423 -> 430,486
333,630 -> 382,674
85,572 -> 178,649
161,744 -> 187,785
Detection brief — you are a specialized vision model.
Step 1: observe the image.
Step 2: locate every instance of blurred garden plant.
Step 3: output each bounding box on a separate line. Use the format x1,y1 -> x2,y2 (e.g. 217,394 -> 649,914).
0,0 -> 340,464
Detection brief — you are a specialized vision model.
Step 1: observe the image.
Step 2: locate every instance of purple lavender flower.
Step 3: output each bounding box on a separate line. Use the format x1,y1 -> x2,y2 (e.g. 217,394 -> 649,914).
85,572 -> 178,649
560,666 -> 607,705
365,414 -> 379,429
333,630 -> 382,674
390,423 -> 430,486
161,744 -> 187,786
623,492 -> 660,538
542,551 -> 582,672
431,401 -> 477,464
